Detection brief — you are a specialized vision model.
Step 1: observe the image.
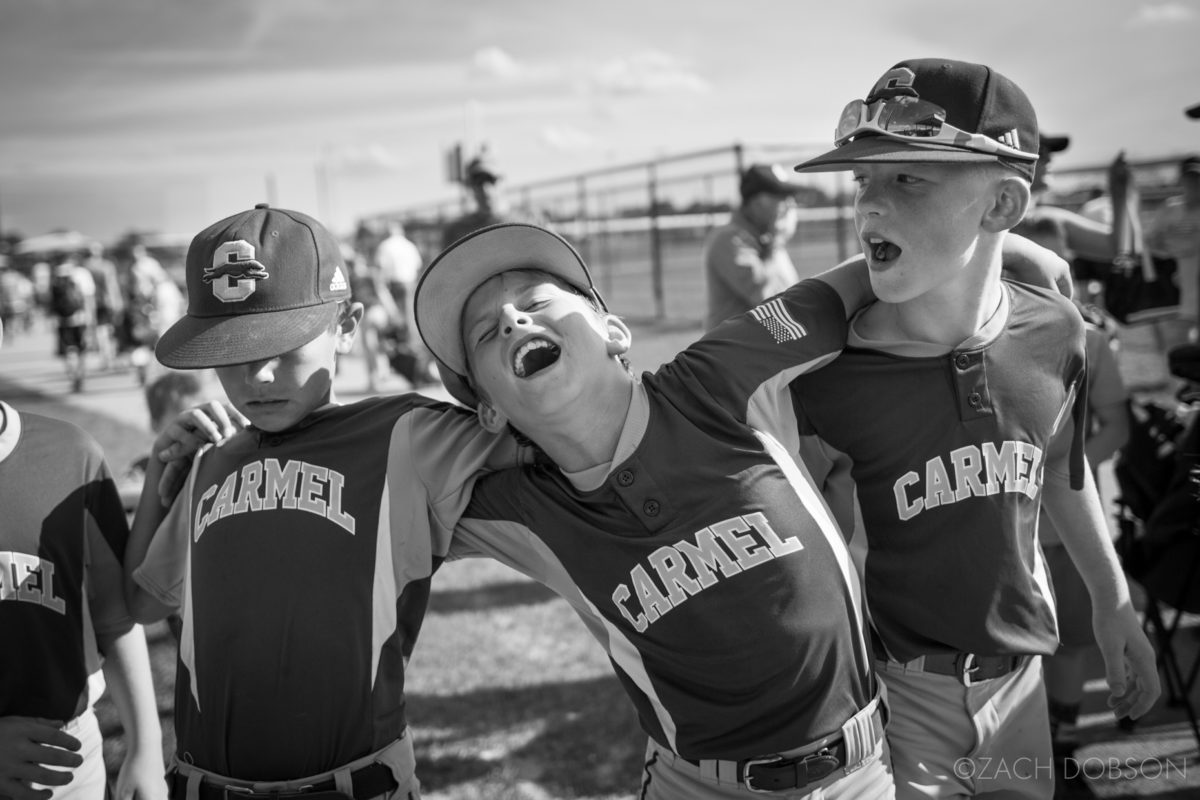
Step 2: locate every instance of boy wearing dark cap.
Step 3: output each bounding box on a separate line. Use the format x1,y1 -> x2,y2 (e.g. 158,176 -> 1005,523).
414,222 -> 894,799
789,58 -> 1159,797
122,205 -> 521,799
703,163 -> 806,330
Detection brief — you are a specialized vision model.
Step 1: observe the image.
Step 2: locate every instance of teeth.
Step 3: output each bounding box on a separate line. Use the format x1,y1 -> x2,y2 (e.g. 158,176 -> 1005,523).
513,339 -> 555,378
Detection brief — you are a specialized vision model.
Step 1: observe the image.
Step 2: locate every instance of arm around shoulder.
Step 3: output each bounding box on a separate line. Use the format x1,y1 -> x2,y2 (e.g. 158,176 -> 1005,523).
813,254 -> 874,318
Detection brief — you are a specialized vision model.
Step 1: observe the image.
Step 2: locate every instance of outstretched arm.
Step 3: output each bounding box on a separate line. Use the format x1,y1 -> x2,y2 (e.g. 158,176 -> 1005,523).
1041,465 -> 1161,719
97,626 -> 167,800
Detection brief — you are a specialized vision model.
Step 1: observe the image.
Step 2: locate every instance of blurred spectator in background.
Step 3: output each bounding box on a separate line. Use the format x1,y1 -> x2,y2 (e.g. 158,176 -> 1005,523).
1145,155 -> 1200,347
374,219 -> 423,327
702,163 -> 805,331
0,261 -> 35,339
347,249 -> 404,393
83,242 -> 125,371
49,252 -> 96,393
442,148 -> 510,249
1012,134 -> 1116,302
124,242 -> 185,385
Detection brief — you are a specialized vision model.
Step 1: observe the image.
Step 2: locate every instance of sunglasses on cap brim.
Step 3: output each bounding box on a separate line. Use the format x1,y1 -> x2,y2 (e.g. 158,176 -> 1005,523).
835,96 -> 1037,162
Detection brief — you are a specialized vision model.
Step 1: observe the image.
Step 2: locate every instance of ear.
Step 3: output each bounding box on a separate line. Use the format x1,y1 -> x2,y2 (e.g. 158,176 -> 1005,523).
603,314 -> 632,357
334,302 -> 364,355
983,176 -> 1032,233
476,398 -> 509,434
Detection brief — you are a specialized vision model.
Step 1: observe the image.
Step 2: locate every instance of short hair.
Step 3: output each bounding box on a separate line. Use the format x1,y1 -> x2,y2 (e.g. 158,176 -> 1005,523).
145,371 -> 205,431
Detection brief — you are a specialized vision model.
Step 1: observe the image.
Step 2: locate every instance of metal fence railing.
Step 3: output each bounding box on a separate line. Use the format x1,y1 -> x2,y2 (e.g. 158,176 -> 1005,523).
362,146 -> 1195,325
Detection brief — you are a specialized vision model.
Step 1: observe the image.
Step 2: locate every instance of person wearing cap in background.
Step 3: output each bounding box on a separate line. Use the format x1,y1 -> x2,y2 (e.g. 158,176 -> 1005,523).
441,149 -> 512,249
414,222 -> 896,799
122,204 -> 524,799
788,58 -> 1159,798
703,163 -> 807,331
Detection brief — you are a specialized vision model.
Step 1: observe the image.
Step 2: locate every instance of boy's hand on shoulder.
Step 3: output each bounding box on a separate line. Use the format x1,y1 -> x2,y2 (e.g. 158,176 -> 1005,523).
154,401 -> 249,507
1094,605 -> 1162,720
0,716 -> 83,800
1001,234 -> 1073,298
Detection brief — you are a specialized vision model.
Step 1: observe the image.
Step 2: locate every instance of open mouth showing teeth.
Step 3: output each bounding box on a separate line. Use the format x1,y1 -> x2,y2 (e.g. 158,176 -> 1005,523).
867,237 -> 902,263
513,338 -> 561,378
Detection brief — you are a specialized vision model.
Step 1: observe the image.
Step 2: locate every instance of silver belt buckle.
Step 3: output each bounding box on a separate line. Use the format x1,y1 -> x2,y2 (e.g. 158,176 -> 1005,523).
742,754 -> 784,794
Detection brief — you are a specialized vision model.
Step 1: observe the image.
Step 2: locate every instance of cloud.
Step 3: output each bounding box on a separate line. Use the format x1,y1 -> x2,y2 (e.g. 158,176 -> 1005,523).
1128,2 -> 1196,25
472,46 -> 523,79
326,143 -> 410,174
589,51 -> 709,96
540,125 -> 600,152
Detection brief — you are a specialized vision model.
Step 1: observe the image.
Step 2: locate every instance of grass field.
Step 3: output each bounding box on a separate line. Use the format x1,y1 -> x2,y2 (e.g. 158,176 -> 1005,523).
6,312 -> 1191,799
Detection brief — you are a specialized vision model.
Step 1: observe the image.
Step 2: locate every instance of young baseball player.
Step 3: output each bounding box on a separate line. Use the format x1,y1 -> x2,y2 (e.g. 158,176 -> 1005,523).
414,221 -> 895,799
122,205 -> 522,799
788,58 -> 1160,798
0,316 -> 167,800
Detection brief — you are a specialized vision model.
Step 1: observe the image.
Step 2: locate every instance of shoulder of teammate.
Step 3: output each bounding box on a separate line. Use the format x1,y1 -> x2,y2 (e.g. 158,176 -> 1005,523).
1001,232 -> 1073,298
811,254 -> 874,318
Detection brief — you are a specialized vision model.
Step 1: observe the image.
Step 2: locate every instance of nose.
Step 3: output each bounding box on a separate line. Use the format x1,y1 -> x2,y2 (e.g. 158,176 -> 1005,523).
246,358 -> 277,384
499,303 -> 530,336
855,180 -> 886,217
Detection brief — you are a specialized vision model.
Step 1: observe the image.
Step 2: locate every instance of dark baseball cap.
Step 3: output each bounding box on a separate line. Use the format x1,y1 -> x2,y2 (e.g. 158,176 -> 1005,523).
740,163 -> 805,200
414,222 -> 605,407
156,204 -> 352,369
463,154 -> 501,185
794,58 -> 1040,180
1041,134 -> 1070,154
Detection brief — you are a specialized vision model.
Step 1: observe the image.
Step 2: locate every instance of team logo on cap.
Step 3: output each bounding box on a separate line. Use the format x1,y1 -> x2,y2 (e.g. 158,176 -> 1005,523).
204,240 -> 270,303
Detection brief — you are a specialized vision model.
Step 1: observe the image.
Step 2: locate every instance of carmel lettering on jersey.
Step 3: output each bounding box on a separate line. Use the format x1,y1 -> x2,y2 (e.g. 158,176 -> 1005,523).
893,441 -> 1044,521
194,458 -> 356,540
0,551 -> 66,614
611,512 -> 803,633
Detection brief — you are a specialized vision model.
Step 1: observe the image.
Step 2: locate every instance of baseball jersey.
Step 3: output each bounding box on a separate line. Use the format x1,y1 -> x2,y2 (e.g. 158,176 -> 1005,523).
0,402 -> 133,720
133,395 -> 519,779
1040,323 -> 1126,547
790,280 -> 1088,662
451,278 -> 877,761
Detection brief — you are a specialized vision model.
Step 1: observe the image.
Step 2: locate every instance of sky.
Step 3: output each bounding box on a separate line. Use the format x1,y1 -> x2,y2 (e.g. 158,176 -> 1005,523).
1,0 -> 1198,243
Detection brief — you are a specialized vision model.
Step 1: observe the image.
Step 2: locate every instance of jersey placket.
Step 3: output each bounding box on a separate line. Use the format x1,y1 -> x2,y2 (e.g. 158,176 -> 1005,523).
952,350 -> 992,420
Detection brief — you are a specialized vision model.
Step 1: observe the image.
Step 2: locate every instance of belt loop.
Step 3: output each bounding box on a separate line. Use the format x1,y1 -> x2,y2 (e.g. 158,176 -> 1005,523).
333,768 -> 353,798
716,759 -> 739,786
840,693 -> 883,771
185,771 -> 203,800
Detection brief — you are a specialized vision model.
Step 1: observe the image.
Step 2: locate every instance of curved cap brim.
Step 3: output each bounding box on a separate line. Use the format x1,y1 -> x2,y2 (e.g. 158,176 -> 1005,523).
795,135 -> 1009,173
414,222 -> 603,384
155,303 -> 338,369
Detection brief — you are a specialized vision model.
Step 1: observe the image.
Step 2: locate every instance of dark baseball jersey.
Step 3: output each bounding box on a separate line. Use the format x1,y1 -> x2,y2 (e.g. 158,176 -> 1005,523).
133,395 -> 518,779
450,278 -> 877,761
790,280 -> 1088,662
0,403 -> 133,720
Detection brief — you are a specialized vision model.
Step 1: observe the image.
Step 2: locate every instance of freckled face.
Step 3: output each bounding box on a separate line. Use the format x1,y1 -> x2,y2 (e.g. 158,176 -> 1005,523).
852,162 -> 994,303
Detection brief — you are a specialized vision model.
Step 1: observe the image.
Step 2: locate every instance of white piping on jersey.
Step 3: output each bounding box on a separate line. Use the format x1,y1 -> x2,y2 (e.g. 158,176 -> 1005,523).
451,519 -> 679,750
371,482 -> 397,689
753,429 -> 872,671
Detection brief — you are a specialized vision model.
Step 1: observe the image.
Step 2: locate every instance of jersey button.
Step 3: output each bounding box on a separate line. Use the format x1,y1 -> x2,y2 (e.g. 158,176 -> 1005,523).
968,392 -> 982,407
955,354 -> 971,370
616,469 -> 635,486
643,499 -> 660,516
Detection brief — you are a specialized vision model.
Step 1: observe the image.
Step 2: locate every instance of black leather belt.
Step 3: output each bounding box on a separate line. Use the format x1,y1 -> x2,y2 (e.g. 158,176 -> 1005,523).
684,736 -> 848,792
917,652 -> 1024,683
168,763 -> 397,800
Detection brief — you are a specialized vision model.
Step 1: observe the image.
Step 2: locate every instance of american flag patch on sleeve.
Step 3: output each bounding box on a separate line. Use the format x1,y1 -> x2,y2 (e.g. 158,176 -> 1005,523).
751,298 -> 807,343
